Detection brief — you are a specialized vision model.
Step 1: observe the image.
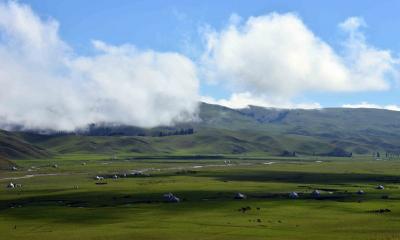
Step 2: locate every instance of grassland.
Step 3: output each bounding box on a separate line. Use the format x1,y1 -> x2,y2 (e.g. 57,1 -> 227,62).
1,154 -> 400,240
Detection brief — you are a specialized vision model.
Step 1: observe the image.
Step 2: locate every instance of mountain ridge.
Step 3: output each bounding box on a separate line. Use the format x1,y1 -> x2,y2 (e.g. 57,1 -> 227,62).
1,102 -> 400,159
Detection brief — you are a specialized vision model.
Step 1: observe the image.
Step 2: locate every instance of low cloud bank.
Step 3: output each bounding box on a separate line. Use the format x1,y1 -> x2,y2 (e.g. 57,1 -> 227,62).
342,102 -> 400,111
201,93 -> 321,109
0,2 -> 199,131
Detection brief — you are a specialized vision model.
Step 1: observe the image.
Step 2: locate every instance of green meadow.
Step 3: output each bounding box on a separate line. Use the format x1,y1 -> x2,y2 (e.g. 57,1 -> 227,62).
1,155 -> 400,240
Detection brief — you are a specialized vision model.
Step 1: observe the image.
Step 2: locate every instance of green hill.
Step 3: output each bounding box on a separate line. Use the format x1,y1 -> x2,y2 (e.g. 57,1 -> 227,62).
0,157 -> 13,170
0,130 -> 50,160
2,103 -> 400,158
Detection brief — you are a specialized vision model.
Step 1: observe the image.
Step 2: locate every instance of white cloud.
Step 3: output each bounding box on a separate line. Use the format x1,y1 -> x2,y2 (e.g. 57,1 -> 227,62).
339,16 -> 366,32
201,13 -> 399,105
342,102 -> 400,111
0,1 -> 199,131
201,92 -> 321,109
339,17 -> 399,92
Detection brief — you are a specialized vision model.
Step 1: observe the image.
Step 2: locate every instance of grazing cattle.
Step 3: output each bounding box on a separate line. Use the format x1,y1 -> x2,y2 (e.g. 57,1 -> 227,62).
131,171 -> 150,177
113,175 -> 118,179
7,182 -> 15,188
95,182 -> 107,185
238,206 -> 251,213
234,192 -> 247,200
11,166 -> 17,171
357,189 -> 365,195
374,208 -> 391,213
377,185 -> 384,190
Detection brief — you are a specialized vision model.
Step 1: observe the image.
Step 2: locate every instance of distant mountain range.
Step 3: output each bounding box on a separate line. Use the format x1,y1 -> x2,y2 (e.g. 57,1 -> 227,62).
2,102 -> 400,161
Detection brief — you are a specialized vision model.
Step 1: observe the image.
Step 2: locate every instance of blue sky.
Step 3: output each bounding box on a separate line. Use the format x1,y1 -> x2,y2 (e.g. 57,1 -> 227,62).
22,0 -> 400,52
1,0 -> 400,130
19,0 -> 400,108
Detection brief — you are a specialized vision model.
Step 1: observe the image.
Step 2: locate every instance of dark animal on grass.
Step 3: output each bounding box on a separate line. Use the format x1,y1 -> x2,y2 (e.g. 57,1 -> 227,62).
238,206 -> 251,213
95,182 -> 107,185
373,208 -> 391,213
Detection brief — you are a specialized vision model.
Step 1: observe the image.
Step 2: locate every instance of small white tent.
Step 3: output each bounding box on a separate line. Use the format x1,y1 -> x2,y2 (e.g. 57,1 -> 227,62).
312,190 -> 321,197
163,193 -> 180,203
95,176 -> 104,180
289,192 -> 299,199
234,192 -> 247,199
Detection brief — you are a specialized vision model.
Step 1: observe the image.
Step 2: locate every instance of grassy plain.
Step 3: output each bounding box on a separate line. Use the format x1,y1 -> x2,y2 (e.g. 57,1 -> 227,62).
1,155 -> 400,240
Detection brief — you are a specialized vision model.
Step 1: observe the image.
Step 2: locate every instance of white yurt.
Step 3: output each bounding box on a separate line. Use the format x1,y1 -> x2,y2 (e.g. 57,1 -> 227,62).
312,190 -> 321,197
289,192 -> 299,199
234,192 -> 247,199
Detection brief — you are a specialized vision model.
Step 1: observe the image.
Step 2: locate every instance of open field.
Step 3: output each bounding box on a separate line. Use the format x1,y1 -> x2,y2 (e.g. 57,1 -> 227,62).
1,155 -> 400,240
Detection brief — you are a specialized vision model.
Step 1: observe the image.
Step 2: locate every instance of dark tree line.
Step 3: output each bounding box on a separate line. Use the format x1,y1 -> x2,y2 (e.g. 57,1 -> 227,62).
155,128 -> 194,137
375,151 -> 400,159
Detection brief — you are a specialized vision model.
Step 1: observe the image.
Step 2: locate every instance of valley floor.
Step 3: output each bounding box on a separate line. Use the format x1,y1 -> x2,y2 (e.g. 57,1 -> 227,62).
1,155 -> 400,240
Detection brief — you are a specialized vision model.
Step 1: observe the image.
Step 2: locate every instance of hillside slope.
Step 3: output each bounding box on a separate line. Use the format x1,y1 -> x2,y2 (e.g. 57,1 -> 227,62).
234,106 -> 400,154
0,130 -> 50,160
0,157 -> 13,170
2,103 -> 400,157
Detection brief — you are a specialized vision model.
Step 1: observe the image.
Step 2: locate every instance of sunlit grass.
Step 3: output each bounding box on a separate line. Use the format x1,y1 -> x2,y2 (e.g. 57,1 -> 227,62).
1,155 -> 399,239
